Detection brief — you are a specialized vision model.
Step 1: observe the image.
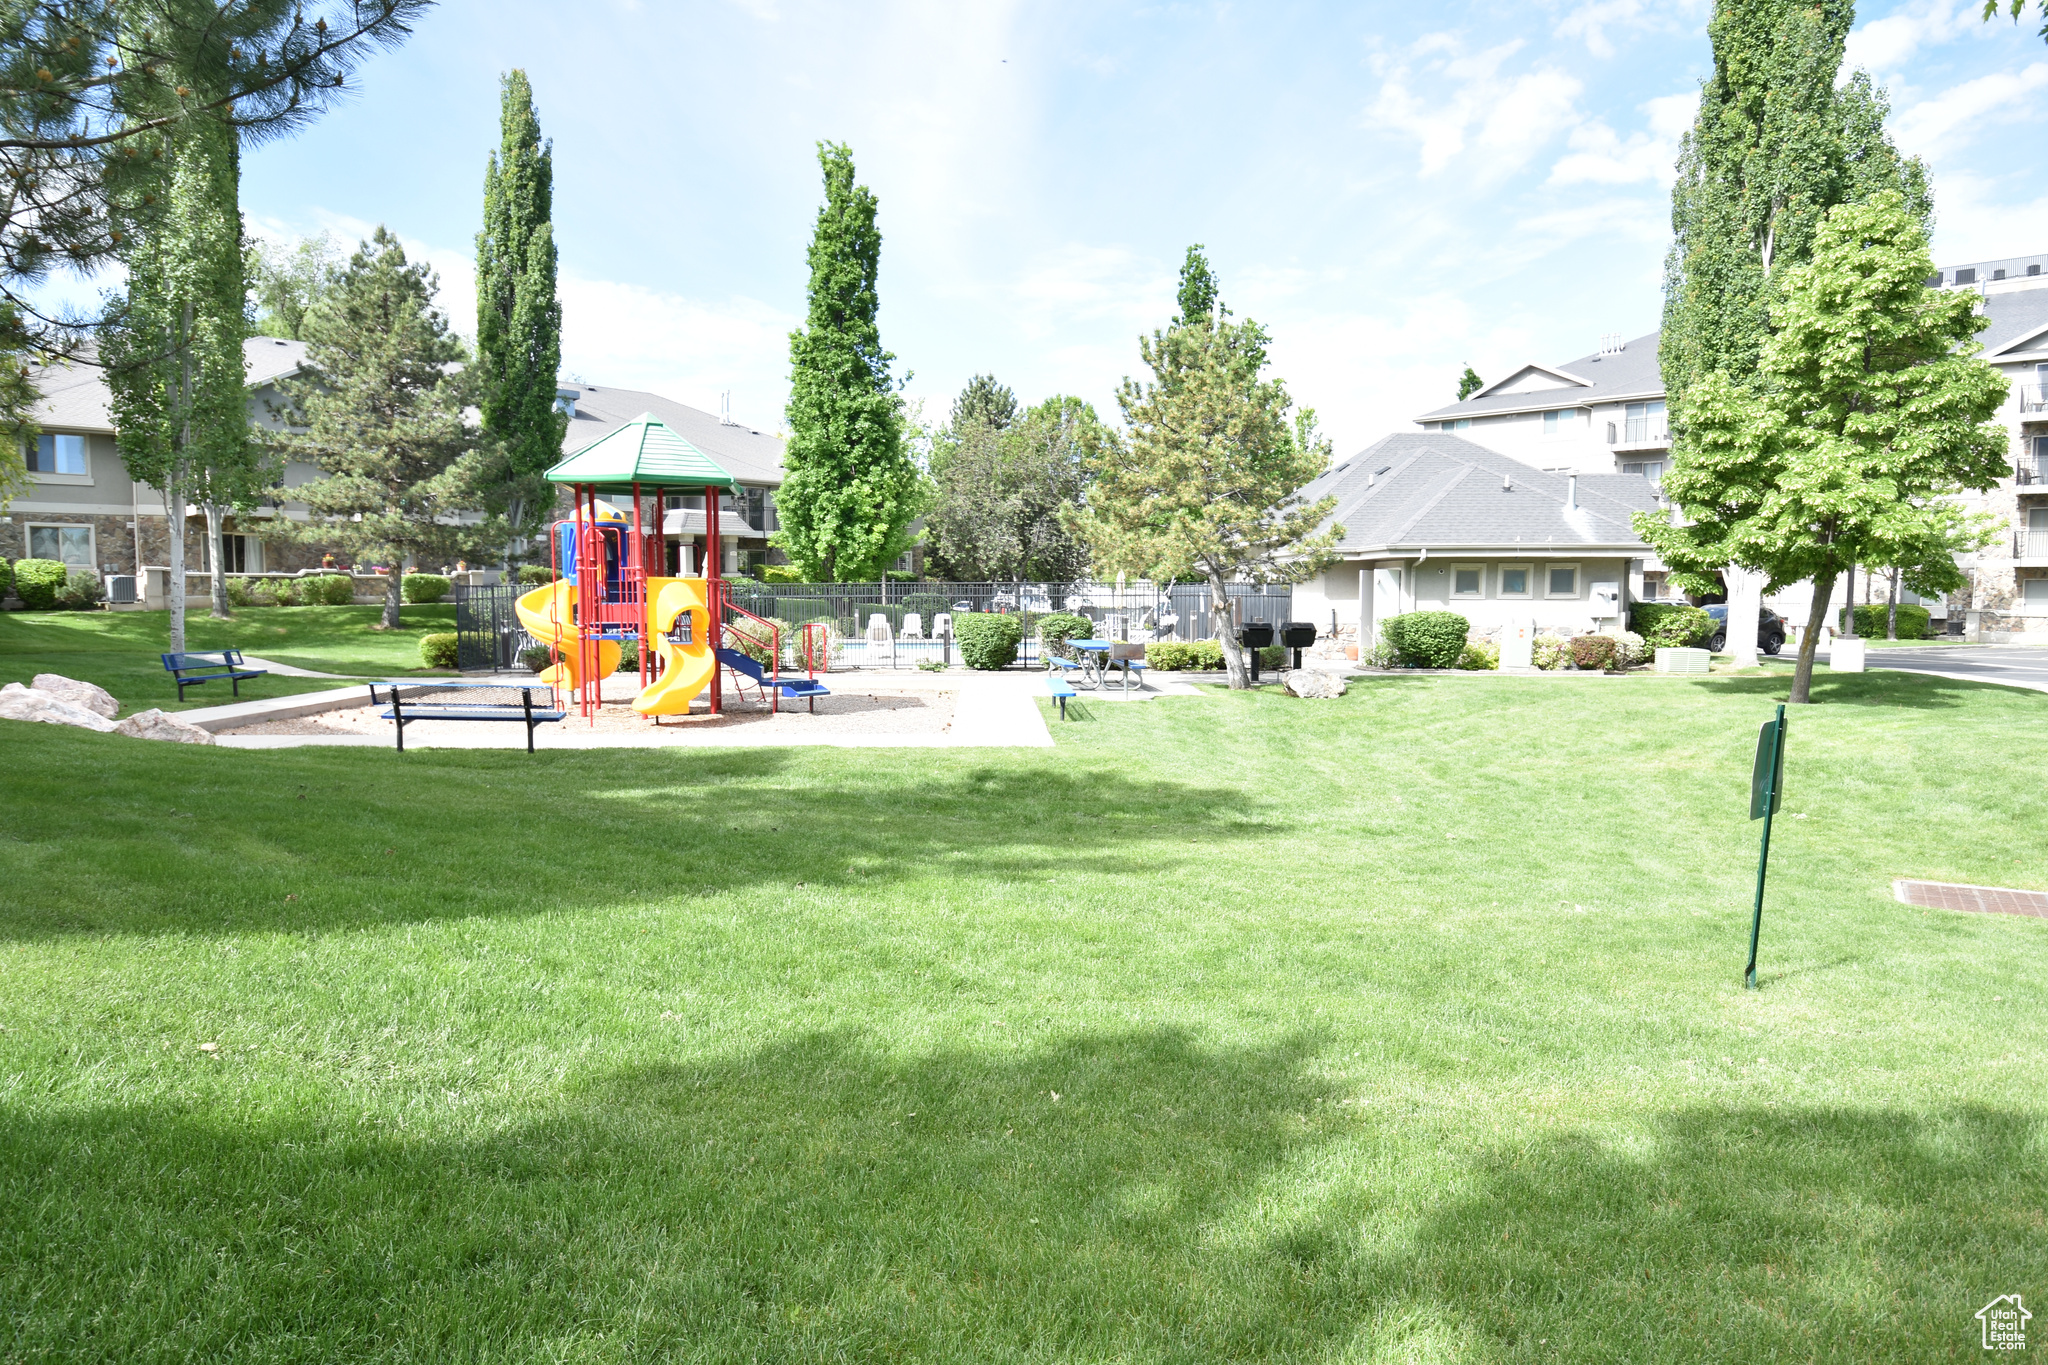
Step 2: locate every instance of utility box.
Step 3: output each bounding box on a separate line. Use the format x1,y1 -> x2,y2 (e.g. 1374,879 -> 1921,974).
1654,647 -> 1711,675
1589,581 -> 1621,622
1499,617 -> 1536,672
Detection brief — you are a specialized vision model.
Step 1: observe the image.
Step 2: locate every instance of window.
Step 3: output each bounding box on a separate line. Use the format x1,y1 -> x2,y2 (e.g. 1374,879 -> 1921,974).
1450,418 -> 1471,432
2026,578 -> 2048,605
1641,572 -> 1668,600
26,433 -> 85,475
220,534 -> 253,574
1543,409 -> 1576,438
1498,564 -> 1531,598
1955,268 -> 1976,285
1452,565 -> 1483,597
1624,400 -> 1666,443
1622,459 -> 1666,481
27,523 -> 93,568
1546,563 -> 1579,598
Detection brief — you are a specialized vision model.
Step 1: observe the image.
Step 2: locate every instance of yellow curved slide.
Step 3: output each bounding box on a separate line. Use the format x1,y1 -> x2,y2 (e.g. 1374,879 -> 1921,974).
515,580 -> 619,692
633,577 -> 716,717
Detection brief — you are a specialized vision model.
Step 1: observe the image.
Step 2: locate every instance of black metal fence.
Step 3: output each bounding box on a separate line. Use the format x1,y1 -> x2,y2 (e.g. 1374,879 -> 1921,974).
453,582 -> 540,673
453,579 -> 1293,673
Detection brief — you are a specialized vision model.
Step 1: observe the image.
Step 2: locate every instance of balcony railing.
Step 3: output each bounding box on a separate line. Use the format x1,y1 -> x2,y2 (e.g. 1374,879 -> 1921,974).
1606,419 -> 1670,446
2015,529 -> 2048,559
2019,384 -> 2048,415
2018,455 -> 2046,486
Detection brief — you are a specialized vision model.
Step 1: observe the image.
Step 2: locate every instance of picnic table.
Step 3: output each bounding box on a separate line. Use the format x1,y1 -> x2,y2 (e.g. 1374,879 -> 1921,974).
1046,639 -> 1150,693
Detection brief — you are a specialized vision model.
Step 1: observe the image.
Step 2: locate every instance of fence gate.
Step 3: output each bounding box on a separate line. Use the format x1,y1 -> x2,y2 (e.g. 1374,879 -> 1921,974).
453,583 -> 532,673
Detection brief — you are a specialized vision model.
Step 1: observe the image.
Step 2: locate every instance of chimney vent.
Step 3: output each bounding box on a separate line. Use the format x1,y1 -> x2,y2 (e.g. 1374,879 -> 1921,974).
1598,333 -> 1624,356
1567,474 -> 1578,509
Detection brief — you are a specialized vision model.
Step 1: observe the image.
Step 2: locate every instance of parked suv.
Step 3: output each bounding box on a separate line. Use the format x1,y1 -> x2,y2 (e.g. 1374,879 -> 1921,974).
1702,603 -> 1785,655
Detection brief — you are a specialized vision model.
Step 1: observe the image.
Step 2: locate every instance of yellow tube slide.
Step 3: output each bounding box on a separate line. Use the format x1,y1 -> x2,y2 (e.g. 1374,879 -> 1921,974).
514,580 -> 619,691
634,577 -> 716,717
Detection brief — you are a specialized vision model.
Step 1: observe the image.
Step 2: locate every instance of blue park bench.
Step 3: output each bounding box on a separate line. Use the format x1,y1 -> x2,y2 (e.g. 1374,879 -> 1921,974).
368,681 -> 565,753
1047,675 -> 1076,720
716,648 -> 833,713
160,649 -> 267,703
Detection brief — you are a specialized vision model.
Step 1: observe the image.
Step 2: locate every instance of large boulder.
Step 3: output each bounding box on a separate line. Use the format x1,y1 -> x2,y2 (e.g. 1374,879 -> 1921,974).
112,708 -> 215,745
0,681 -> 119,733
1282,669 -> 1347,699
30,673 -> 117,718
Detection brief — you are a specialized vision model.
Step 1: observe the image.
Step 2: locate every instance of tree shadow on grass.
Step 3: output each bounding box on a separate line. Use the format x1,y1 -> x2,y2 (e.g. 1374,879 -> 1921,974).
0,1026 -> 2033,1362
1680,669 -> 2034,709
0,732 -> 1273,941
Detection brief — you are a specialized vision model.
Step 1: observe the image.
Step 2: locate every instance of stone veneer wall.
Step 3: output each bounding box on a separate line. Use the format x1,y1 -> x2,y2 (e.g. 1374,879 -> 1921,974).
2,511 -> 340,576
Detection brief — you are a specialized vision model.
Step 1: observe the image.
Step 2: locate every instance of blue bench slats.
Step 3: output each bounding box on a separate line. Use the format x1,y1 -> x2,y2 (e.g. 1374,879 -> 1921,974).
161,649 -> 267,703
369,681 -> 563,753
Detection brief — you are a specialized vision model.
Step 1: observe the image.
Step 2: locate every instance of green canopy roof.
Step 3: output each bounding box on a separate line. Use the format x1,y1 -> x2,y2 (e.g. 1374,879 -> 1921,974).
545,413 -> 744,493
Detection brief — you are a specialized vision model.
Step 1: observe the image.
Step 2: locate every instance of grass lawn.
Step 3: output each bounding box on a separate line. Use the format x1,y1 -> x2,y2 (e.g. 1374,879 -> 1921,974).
0,604 -> 457,713
1,670 -> 2043,1361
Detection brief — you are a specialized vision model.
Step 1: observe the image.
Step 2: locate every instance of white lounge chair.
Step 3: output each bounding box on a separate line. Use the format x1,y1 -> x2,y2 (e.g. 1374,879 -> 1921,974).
901,612 -> 924,640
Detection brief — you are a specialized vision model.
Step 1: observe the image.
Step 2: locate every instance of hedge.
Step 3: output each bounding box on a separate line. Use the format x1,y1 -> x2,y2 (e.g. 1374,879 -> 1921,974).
1844,603 -> 1932,639
0,557 -> 12,598
1381,611 -> 1469,669
517,565 -> 557,586
419,633 -> 459,669
54,569 -> 104,609
12,558 -> 67,610
1037,612 -> 1094,659
1569,634 -> 1617,670
402,573 -> 452,605
955,612 -> 1023,670
1628,602 -> 1714,648
1144,639 -> 1284,671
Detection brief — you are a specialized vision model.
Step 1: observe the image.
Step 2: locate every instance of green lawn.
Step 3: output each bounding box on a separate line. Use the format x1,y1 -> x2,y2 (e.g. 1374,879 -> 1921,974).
1,671 -> 2043,1361
0,604 -> 457,712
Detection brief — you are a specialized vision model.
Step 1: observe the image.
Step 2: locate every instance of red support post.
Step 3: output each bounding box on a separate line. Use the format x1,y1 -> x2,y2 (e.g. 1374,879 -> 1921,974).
706,482 -> 722,716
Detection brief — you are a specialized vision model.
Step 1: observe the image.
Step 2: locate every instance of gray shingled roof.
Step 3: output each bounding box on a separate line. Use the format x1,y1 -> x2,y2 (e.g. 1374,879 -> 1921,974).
1300,432 -> 1661,554
561,383 -> 785,487
1415,332 -> 1663,421
27,336 -> 309,433
1418,287 -> 2048,424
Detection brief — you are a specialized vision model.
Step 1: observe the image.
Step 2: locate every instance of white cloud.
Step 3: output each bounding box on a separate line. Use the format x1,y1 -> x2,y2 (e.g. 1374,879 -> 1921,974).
1924,169 -> 2048,264
1555,0 -> 1644,59
1366,37 -> 1584,178
1843,0 -> 1976,75
1890,62 -> 2048,154
1549,89 -> 1695,186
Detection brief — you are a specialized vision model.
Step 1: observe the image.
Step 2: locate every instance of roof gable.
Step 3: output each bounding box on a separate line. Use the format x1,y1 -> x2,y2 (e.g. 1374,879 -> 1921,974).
1474,363 -> 1592,398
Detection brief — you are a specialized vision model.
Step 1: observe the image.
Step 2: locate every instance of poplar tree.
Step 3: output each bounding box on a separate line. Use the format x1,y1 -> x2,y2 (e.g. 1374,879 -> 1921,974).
1456,365 -> 1483,400
474,69 -> 565,538
1635,194 -> 2008,704
1661,0 -> 1928,398
775,142 -> 922,581
279,229 -> 500,628
101,112 -> 257,646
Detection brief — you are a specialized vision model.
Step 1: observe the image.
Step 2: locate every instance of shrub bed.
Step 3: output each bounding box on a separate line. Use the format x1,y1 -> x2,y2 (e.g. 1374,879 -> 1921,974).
419,632 -> 459,669
1037,612 -> 1093,660
55,569 -> 104,609
1143,639 -> 1283,671
1629,602 -> 1713,648
1382,611 -> 1470,669
517,565 -> 557,586
1457,639 -> 1499,670
955,613 -> 1024,670
12,558 -> 67,610
1844,603 -> 1932,639
402,573 -> 452,605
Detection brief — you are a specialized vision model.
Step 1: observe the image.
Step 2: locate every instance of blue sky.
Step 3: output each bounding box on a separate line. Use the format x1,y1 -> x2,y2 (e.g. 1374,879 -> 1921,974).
174,1 -> 2048,453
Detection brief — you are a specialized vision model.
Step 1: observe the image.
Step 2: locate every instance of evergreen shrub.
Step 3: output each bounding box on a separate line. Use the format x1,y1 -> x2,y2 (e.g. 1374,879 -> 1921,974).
1037,612 -> 1094,659
0,557 -> 12,598
517,565 -> 556,586
1629,602 -> 1714,648
1570,634 -> 1617,670
307,574 -> 357,606
402,573 -> 452,604
1844,603 -> 1931,639
519,643 -> 554,673
419,633 -> 459,669
1381,611 -> 1470,668
955,612 -> 1023,669
12,559 -> 67,610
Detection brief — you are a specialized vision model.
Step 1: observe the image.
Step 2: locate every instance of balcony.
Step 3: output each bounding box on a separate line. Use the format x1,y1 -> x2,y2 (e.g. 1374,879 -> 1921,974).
2014,529 -> 2048,563
2019,454 -> 2048,487
1605,417 -> 1671,452
2019,385 -> 2048,417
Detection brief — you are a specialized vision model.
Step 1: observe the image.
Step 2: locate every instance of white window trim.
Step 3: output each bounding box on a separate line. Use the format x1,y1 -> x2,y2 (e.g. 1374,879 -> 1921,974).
1450,563 -> 1485,598
1545,562 -> 1582,599
1497,562 -> 1533,599
25,521 -> 96,569
25,432 -> 92,485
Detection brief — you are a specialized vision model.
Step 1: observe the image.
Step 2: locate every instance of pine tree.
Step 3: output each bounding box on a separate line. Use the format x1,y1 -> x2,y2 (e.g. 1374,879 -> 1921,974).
1636,194 -> 2008,704
1456,365 -> 1483,400
950,373 -> 1017,433
475,70 -> 566,540
775,142 -> 922,582
1661,0 -> 1928,399
101,112 -> 257,646
1077,312 -> 1341,689
278,229 -> 501,627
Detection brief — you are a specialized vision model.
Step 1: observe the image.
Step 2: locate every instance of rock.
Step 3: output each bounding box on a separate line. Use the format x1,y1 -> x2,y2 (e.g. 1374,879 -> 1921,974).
112,708 -> 216,745
0,682 -> 119,733
30,673 -> 118,718
1282,669 -> 1347,699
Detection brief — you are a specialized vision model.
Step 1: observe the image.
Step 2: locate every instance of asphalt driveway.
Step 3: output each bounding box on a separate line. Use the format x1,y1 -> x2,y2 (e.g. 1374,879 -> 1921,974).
1832,645 -> 2048,694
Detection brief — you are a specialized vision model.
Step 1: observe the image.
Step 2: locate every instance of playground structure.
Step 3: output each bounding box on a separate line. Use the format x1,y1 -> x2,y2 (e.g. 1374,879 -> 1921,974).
512,414 -> 826,724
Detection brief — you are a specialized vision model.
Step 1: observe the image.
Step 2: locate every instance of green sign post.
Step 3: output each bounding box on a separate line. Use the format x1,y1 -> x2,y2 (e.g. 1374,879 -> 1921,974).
1745,703 -> 1788,989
